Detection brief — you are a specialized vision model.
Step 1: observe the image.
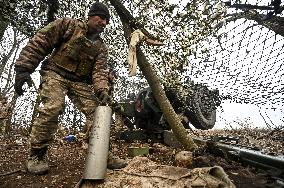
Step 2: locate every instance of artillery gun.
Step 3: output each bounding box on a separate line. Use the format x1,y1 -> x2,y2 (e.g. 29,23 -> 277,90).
118,82 -> 221,139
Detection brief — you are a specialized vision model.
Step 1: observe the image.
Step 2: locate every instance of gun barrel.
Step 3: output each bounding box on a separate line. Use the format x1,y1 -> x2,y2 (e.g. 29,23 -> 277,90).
216,142 -> 284,171
164,132 -> 284,173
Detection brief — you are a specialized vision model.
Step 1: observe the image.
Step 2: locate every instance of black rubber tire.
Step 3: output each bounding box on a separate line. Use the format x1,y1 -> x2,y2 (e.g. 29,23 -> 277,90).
187,88 -> 216,130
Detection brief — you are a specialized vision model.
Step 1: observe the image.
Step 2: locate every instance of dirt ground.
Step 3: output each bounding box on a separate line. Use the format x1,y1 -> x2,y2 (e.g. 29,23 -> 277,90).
0,127 -> 282,188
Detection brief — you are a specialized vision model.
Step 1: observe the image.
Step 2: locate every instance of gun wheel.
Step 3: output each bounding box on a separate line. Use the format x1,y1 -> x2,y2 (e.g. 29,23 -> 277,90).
187,86 -> 216,130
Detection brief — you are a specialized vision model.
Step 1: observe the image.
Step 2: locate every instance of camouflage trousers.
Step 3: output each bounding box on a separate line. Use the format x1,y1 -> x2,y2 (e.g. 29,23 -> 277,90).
30,70 -> 98,149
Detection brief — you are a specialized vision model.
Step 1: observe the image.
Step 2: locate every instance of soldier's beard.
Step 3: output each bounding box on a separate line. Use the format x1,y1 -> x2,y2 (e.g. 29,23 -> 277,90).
95,26 -> 104,33
88,24 -> 104,35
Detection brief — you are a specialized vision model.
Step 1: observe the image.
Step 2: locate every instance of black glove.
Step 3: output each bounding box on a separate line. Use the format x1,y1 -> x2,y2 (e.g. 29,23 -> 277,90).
95,89 -> 111,105
14,68 -> 33,96
112,102 -> 124,113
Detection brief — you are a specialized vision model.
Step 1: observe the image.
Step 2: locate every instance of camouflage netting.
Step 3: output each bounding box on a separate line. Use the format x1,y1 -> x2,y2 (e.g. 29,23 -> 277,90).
188,0 -> 284,109
156,0 -> 284,128
0,0 -> 283,128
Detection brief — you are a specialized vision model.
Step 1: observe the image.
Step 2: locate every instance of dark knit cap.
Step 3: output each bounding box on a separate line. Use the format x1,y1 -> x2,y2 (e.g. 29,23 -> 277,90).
88,1 -> 110,20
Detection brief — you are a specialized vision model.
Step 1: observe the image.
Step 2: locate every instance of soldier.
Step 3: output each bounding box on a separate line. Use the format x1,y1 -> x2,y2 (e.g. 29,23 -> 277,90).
14,2 -> 127,175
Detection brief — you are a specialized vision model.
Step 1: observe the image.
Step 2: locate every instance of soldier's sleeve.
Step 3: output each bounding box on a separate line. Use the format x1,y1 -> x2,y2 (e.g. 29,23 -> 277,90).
92,42 -> 109,92
15,18 -> 76,72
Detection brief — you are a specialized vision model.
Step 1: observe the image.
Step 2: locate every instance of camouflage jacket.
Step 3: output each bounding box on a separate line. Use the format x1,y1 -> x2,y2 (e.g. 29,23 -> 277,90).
15,17 -> 109,92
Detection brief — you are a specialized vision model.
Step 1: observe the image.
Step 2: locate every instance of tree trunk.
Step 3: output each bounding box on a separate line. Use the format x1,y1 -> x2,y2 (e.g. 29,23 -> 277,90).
46,0 -> 59,24
0,21 -> 9,41
0,0 -> 17,41
109,0 -> 197,151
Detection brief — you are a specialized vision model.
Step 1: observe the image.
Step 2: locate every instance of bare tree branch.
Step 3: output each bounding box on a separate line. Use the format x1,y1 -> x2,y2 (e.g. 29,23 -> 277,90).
224,10 -> 284,37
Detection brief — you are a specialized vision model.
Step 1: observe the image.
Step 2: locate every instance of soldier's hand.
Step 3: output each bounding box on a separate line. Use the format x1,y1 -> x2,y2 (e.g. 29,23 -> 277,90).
14,71 -> 33,96
112,102 -> 123,113
95,89 -> 111,105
